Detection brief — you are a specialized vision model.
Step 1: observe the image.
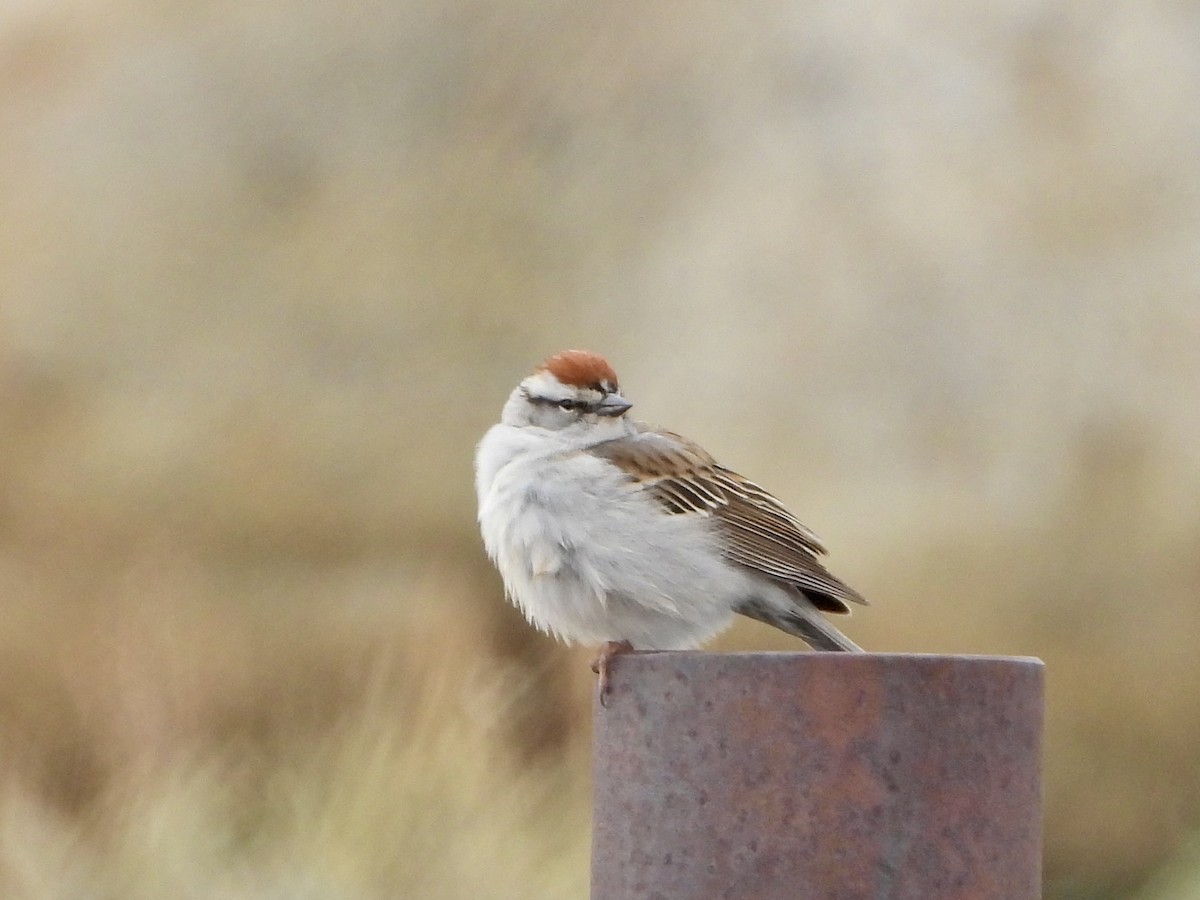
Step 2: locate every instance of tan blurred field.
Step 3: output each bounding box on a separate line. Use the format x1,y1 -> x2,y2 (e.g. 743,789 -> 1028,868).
2,1 -> 1199,897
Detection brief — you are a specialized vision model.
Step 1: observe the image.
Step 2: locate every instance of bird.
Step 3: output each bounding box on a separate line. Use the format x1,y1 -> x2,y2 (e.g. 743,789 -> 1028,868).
474,350 -> 867,702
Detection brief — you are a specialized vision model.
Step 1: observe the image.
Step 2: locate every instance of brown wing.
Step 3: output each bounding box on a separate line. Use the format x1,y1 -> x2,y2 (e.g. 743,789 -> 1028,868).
587,429 -> 867,613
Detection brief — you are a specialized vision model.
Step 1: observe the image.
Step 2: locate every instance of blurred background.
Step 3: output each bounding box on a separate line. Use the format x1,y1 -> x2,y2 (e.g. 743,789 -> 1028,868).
1,1 -> 1198,897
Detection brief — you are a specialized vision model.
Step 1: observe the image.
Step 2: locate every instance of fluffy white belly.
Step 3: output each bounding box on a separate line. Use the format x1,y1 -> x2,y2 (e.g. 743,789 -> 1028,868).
476,429 -> 742,649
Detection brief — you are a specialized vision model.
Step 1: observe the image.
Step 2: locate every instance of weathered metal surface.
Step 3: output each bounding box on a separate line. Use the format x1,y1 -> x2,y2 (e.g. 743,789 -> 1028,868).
591,652 -> 1043,900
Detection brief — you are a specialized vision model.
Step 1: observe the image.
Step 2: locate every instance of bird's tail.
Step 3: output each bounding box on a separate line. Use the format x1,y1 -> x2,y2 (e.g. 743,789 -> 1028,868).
775,609 -> 862,652
738,599 -> 863,652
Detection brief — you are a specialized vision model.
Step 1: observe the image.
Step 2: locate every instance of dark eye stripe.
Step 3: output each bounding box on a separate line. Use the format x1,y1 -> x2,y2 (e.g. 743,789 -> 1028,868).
523,390 -> 593,411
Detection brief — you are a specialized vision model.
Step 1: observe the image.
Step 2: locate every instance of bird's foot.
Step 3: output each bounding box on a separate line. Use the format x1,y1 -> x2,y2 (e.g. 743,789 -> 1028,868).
591,640 -> 634,708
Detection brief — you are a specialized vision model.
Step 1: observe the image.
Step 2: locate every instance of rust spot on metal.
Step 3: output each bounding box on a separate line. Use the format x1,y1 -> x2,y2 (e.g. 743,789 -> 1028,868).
591,652 -> 1043,899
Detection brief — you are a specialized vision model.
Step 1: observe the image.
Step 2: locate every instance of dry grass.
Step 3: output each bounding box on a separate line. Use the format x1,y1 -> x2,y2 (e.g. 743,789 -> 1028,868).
0,551 -> 591,899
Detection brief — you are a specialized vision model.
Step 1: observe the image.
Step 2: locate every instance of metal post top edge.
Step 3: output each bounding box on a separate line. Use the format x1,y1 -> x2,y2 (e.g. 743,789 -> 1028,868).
612,650 -> 1045,667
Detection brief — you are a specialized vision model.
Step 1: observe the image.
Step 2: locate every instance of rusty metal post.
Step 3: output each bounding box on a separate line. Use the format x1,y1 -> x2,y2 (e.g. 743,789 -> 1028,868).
591,652 -> 1042,899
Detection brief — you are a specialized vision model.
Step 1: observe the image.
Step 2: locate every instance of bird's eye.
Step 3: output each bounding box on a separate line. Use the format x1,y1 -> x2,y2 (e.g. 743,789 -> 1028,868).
558,399 -> 580,411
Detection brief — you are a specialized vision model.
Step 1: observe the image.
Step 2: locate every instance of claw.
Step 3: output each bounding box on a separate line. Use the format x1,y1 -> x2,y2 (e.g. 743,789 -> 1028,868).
591,640 -> 634,708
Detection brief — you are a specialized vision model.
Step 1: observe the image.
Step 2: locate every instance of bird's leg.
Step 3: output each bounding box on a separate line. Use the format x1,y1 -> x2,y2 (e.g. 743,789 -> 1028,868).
591,640 -> 634,707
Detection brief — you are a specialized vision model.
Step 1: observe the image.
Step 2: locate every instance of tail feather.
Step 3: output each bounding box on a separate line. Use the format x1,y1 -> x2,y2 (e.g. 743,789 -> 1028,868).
737,598 -> 863,652
775,609 -> 862,652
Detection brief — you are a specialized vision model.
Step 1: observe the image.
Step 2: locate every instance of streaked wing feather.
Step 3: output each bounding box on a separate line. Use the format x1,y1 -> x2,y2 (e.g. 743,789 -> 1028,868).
586,428 -> 867,612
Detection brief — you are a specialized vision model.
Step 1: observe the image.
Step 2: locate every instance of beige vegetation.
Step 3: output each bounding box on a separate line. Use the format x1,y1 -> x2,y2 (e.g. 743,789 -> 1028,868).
2,1 -> 1199,897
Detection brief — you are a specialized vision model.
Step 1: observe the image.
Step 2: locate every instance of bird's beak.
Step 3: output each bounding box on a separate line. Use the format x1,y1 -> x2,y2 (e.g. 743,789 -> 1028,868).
596,394 -> 632,417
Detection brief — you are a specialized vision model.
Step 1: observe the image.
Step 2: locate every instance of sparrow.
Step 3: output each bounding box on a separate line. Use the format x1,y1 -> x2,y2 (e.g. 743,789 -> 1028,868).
475,350 -> 867,701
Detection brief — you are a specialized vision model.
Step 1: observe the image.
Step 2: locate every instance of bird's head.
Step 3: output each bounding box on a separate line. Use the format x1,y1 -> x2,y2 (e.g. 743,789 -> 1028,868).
502,350 -> 633,431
